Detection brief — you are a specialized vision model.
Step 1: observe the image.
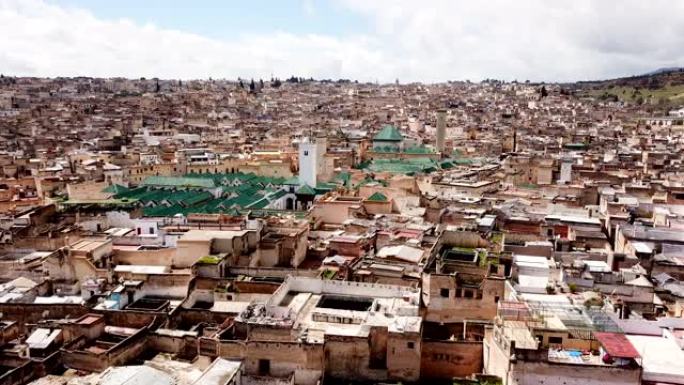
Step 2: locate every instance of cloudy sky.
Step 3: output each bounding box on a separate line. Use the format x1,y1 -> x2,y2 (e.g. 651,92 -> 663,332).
1,0 -> 683,82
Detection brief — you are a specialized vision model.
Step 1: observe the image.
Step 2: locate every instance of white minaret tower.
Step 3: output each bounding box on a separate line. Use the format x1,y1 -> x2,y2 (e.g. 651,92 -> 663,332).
298,138 -> 318,187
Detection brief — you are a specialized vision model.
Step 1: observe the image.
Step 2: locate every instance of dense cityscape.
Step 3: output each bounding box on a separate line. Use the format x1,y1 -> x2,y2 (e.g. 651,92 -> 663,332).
0,69 -> 682,385
7,4 -> 684,385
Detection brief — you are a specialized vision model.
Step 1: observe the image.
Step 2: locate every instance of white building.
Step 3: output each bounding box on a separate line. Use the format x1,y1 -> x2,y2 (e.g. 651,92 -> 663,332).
298,138 -> 319,187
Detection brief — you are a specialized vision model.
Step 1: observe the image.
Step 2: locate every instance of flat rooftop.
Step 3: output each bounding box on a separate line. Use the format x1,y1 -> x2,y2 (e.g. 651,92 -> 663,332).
179,229 -> 251,242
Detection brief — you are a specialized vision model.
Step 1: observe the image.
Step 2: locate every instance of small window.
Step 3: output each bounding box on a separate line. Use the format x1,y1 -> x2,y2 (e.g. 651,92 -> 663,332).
440,288 -> 450,298
149,227 -> 155,234
258,359 -> 270,375
494,295 -> 500,303
463,289 -> 474,298
304,150 -> 309,156
548,336 -> 563,344
454,289 -> 462,298
407,341 -> 415,349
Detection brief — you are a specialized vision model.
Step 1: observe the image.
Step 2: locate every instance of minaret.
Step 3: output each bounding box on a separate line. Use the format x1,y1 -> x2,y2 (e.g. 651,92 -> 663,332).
298,138 -> 318,187
513,126 -> 517,153
436,109 -> 446,154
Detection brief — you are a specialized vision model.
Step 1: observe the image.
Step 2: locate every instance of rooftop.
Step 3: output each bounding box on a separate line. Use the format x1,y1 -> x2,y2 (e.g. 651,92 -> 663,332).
373,124 -> 403,142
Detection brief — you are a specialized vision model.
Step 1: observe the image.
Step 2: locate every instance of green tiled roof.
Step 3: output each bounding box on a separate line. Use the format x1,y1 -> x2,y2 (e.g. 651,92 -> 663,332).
563,143 -> 587,149
114,186 -> 148,199
332,171 -> 351,188
404,146 -> 434,154
356,178 -> 388,188
296,184 -> 316,195
142,176 -> 216,189
315,182 -> 337,192
363,157 -> 440,174
80,171 -> 312,218
373,125 -> 403,142
440,160 -> 455,169
332,171 -> 350,183
102,184 -> 129,194
246,197 -> 271,209
269,189 -> 288,200
366,192 -> 388,202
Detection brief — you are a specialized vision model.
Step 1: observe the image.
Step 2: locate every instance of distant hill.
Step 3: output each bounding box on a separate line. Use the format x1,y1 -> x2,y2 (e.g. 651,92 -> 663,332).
576,67 -> 684,90
574,67 -> 684,106
641,67 -> 684,76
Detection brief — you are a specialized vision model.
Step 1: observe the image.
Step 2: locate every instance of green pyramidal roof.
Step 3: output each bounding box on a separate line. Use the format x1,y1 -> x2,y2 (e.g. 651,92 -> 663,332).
296,184 -> 317,195
366,192 -> 388,202
373,125 -> 403,142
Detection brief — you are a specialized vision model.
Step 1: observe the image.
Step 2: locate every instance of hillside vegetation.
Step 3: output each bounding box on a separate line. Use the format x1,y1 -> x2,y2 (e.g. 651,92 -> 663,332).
576,68 -> 684,106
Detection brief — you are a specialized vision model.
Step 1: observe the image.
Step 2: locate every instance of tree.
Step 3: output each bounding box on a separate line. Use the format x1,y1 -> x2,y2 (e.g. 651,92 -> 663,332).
540,86 -> 548,98
272,78 -> 282,88
249,79 -> 256,92
238,78 -> 244,88
259,79 -> 264,89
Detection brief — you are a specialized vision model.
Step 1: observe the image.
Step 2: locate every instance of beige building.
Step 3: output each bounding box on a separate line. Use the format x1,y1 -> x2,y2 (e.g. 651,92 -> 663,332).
204,277 -> 422,385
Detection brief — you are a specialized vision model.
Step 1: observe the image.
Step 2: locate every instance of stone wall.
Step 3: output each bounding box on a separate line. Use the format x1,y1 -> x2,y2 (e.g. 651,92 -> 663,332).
218,340 -> 323,385
387,331 -> 421,381
421,340 -> 483,379
423,274 -> 504,322
113,247 -> 175,265
510,360 -> 641,385
0,304 -> 88,333
324,335 -> 387,382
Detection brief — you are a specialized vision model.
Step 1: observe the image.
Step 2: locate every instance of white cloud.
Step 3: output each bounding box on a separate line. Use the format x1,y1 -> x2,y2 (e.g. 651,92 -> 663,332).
340,0 -> 684,82
0,0 -> 682,82
302,0 -> 317,17
0,0 -> 383,81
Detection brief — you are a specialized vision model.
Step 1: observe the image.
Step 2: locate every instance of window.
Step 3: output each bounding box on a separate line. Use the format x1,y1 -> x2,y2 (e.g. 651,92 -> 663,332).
149,227 -> 155,234
304,150 -> 309,156
548,336 -> 563,344
407,341 -> 415,349
258,359 -> 270,375
440,288 -> 450,298
463,289 -> 474,298
494,296 -> 500,303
